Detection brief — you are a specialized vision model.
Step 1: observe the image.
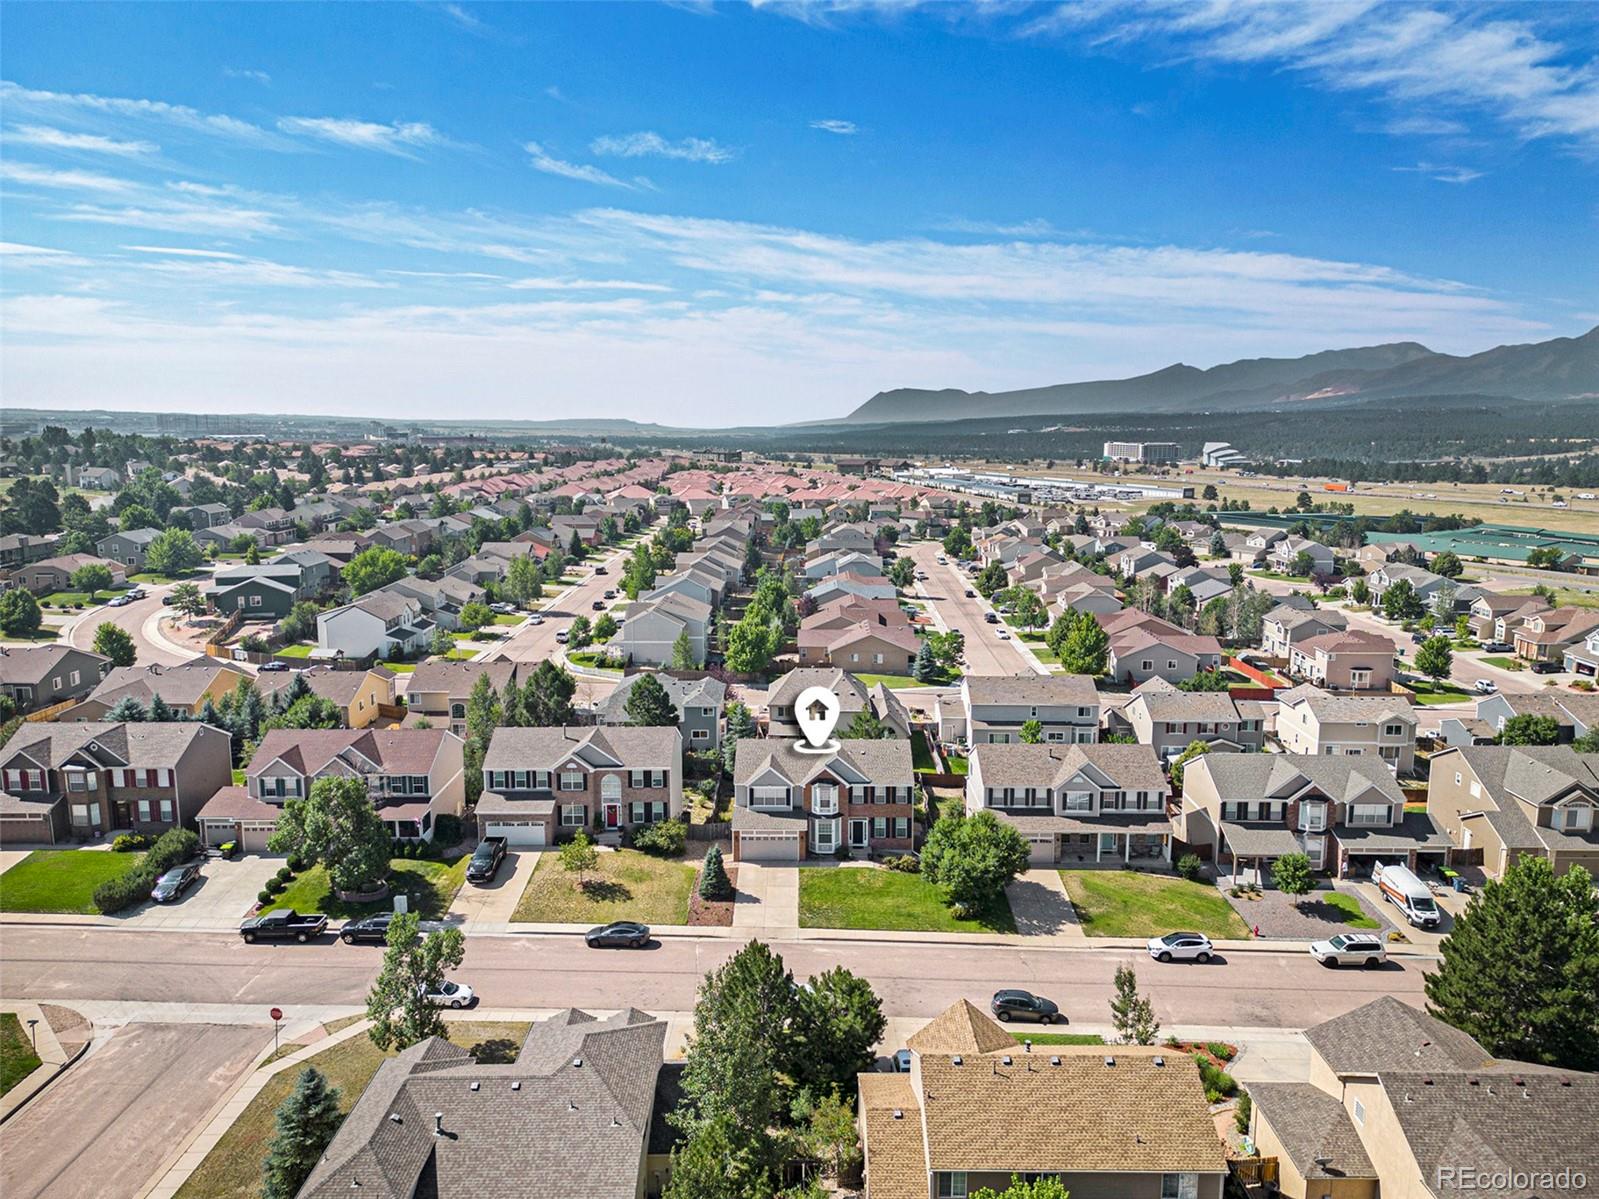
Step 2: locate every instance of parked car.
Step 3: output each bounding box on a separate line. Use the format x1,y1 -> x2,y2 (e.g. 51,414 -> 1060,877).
125,587 -> 147,600
965,588 -> 977,598
161,594 -> 177,606
556,629 -> 569,643
591,600 -> 606,611
150,864 -> 201,903
990,989 -> 1062,1024
984,612 -> 999,624
1373,861 -> 1441,928
996,630 -> 1010,640
603,589 -> 617,599
108,595 -> 134,608
466,836 -> 508,884
529,614 -> 544,625
1147,931 -> 1215,963
1309,933 -> 1387,968
1473,679 -> 1498,694
422,980 -> 475,1008
341,912 -> 401,945
1531,661 -> 1562,675
490,602 -> 516,615
891,1048 -> 912,1072
594,565 -> 608,575
258,661 -> 289,672
240,910 -> 328,943
1481,641 -> 1514,653
585,920 -> 651,949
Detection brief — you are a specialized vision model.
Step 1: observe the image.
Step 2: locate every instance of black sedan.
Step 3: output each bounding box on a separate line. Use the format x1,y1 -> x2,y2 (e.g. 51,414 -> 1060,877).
341,913 -> 401,945
990,989 -> 1064,1024
585,921 -> 651,949
150,864 -> 201,903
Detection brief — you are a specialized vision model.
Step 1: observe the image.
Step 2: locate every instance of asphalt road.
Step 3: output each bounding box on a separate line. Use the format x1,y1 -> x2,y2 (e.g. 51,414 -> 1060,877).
0,926 -> 1428,1031
490,539 -> 640,667
907,542 -> 1039,677
62,581 -> 191,667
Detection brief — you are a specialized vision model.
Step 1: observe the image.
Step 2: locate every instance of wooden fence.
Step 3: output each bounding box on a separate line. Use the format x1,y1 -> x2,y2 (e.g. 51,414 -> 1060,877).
687,821 -> 731,842
24,696 -> 79,723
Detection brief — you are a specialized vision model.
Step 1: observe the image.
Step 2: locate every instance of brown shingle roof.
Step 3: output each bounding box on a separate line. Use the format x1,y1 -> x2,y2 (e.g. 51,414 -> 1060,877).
905,1000 -> 1014,1055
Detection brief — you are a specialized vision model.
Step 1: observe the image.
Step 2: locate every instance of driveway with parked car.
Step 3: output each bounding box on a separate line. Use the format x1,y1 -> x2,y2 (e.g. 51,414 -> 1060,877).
114,854 -> 284,931
443,849 -> 539,926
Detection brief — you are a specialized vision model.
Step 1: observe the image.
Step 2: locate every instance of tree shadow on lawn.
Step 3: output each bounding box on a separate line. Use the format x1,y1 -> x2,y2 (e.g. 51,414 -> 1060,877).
577,879 -> 633,904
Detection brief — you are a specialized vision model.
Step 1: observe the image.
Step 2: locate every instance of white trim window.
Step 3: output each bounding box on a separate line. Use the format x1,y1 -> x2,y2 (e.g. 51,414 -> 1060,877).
559,771 -> 585,792
560,804 -> 586,827
1348,804 -> 1390,826
935,1174 -> 968,1199
600,774 -> 622,801
1161,1174 -> 1198,1199
751,785 -> 790,810
1556,804 -> 1593,831
1063,790 -> 1093,812
811,784 -> 839,816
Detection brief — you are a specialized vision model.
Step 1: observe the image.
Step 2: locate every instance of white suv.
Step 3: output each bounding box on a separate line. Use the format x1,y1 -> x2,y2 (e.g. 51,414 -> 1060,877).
1309,933 -> 1387,968
1147,932 -> 1214,963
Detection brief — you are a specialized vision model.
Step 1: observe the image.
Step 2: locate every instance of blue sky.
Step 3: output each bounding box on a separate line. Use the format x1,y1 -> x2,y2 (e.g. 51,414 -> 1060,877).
2,1 -> 1595,426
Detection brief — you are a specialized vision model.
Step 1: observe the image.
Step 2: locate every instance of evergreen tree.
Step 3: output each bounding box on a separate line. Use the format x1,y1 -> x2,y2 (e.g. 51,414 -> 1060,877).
670,628 -> 696,669
699,845 -> 732,900
624,674 -> 680,727
463,674 -> 500,805
1425,858 -> 1599,1071
1415,635 -> 1454,683
260,1067 -> 344,1199
910,639 -> 936,683
147,693 -> 176,722
107,696 -> 148,722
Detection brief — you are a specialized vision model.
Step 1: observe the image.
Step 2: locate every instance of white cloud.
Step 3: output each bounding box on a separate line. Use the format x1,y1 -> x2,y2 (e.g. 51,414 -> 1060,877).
505,277 -> 673,292
222,67 -> 271,85
810,118 -> 858,135
0,79 -> 287,146
0,161 -> 139,194
277,116 -> 448,156
5,125 -> 158,156
0,241 -> 93,267
1034,2 -> 1599,148
122,245 -> 247,259
1393,162 -> 1485,185
1383,115 -> 1468,137
523,141 -> 638,188
589,131 -> 734,163
57,202 -> 284,236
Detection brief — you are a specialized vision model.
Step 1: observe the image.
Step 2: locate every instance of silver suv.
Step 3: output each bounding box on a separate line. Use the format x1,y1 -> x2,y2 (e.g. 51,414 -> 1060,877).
1309,933 -> 1387,968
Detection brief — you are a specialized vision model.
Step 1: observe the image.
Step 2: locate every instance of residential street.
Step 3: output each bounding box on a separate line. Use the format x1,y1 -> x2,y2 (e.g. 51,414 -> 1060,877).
0,925 -> 1428,1031
907,541 -> 1040,677
60,581 -> 192,668
488,540 -> 638,668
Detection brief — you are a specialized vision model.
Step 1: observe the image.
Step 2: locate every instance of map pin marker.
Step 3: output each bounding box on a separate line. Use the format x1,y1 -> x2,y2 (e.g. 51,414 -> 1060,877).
793,685 -> 842,753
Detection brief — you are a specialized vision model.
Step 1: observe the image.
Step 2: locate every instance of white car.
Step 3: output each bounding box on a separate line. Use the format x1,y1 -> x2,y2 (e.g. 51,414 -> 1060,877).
1309,933 -> 1387,968
1473,678 -> 1497,694
422,980 -> 474,1008
1147,931 -> 1214,963
528,614 -> 544,625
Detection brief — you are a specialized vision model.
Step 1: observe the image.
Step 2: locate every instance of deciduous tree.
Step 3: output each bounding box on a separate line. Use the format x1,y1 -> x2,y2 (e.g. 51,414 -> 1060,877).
92,622 -> 137,667
365,913 -> 467,1051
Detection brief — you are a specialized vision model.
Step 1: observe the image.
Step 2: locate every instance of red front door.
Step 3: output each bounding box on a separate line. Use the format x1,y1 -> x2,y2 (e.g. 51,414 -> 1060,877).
605,803 -> 621,828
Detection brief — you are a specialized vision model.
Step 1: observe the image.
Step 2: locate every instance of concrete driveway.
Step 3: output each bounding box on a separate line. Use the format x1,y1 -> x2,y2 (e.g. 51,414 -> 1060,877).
0,1021 -> 268,1199
444,850 -> 538,927
115,855 -> 284,931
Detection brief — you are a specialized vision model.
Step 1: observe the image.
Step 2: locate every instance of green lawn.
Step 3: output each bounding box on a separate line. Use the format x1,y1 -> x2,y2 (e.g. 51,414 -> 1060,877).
1406,679 -> 1474,705
128,570 -> 197,584
172,1019 -> 530,1199
275,642 -> 314,658
378,660 -> 418,674
911,731 -> 937,772
945,754 -> 970,776
492,613 -> 522,625
37,591 -> 110,608
513,849 -> 694,925
1480,656 -> 1523,671
259,854 -> 468,920
0,850 -> 144,914
1319,891 -> 1381,929
1060,870 -> 1250,939
0,625 -> 62,644
1011,1031 -> 1105,1046
799,867 -> 1016,934
853,668 -> 962,689
0,1012 -> 44,1096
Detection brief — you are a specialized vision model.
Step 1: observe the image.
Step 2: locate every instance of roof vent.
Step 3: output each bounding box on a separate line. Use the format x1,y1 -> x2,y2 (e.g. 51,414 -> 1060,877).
1104,1056 -> 1116,1067
1154,1056 -> 1165,1067
892,1108 -> 903,1120
568,1100 -> 578,1112
511,1081 -> 521,1091
1022,1039 -> 1032,1053
389,1114 -> 403,1124
433,1113 -> 445,1137
952,1055 -> 963,1066
1001,1055 -> 1013,1066
470,1081 -> 480,1092
1050,1056 -> 1061,1067
573,1057 -> 583,1068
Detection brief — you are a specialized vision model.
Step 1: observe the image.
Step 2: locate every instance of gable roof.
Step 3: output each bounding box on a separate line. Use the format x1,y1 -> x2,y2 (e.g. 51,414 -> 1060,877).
969,742 -> 1168,794
482,725 -> 681,773
599,673 -> 726,724
1304,996 -> 1493,1076
1195,752 -> 1408,806
963,673 -> 1099,709
249,728 -> 452,778
732,737 -> 911,787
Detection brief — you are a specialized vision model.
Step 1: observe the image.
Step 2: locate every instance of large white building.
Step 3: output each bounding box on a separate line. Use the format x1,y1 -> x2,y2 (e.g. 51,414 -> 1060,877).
1102,440 -> 1180,465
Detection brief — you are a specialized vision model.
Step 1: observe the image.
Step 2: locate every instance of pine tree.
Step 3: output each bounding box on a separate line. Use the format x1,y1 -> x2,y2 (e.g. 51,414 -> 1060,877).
624,674 -> 680,727
147,693 -> 176,722
910,639 -> 936,682
1109,964 -> 1160,1045
699,845 -> 732,900
260,1067 -> 344,1199
670,628 -> 696,669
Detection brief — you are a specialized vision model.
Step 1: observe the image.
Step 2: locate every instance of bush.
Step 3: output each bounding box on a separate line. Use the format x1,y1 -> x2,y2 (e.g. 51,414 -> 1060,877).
1234,1091 -> 1252,1134
1194,1053 -> 1237,1102
266,876 -> 285,895
276,866 -> 294,884
112,832 -> 152,853
287,854 -> 310,872
92,867 -> 159,914
885,853 -> 921,873
144,828 -> 200,876
1176,853 -> 1204,882
258,888 -> 274,904
632,818 -> 687,858
432,814 -> 463,847
1205,1041 -> 1236,1061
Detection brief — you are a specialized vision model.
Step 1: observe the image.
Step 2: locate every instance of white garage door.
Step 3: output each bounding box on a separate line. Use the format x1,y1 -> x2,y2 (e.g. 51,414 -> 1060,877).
484,821 -> 546,848
1027,835 -> 1055,866
737,831 -> 801,862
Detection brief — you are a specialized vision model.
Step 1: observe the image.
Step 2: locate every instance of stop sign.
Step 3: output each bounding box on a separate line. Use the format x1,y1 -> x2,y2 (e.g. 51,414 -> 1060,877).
270,1007 -> 283,1022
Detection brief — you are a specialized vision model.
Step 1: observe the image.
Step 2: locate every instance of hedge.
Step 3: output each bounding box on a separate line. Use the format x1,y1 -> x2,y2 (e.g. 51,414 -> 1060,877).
92,828 -> 202,914
632,818 -> 687,858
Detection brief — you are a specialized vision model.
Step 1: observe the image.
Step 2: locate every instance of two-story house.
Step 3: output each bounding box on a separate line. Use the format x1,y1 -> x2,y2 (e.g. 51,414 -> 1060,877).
204,563 -> 305,620
95,527 -> 161,572
732,737 -> 914,862
618,592 -> 712,668
1566,626 -> 1599,678
0,645 -> 112,715
199,727 -> 465,849
797,598 -> 919,673
1268,535 -> 1336,576
1101,611 -> 1224,686
253,665 -> 398,731
316,592 -> 434,661
405,659 -> 522,737
476,726 -> 682,847
955,674 -> 1100,745
1513,606 -> 1599,665
1260,603 -> 1347,659
599,673 -> 727,753
1274,685 -> 1417,774
1286,628 -> 1396,691
766,668 -> 910,740
858,999 -> 1228,1199
1175,753 -> 1446,881
1426,745 -> 1599,880
1439,691 -> 1599,748
1,720 -> 232,844
1116,679 -> 1266,761
965,741 -> 1171,866
1245,996 -> 1598,1199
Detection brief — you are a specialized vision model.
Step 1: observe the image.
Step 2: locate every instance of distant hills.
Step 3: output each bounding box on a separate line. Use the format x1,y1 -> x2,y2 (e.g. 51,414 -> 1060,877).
841,325 -> 1599,424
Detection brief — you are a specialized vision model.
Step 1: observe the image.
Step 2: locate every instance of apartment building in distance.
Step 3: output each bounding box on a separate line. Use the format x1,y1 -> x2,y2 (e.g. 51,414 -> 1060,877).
1102,440 -> 1181,465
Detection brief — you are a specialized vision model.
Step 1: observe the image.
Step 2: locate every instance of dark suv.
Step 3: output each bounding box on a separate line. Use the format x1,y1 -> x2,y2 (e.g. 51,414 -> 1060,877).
990,989 -> 1063,1024
466,836 -> 507,884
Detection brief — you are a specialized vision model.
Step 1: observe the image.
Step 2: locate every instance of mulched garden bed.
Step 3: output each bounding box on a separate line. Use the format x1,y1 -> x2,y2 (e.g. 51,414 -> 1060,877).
686,866 -> 737,927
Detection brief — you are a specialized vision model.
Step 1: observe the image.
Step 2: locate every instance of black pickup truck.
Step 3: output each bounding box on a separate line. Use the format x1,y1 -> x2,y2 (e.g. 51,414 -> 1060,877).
466,836 -> 508,884
240,909 -> 329,943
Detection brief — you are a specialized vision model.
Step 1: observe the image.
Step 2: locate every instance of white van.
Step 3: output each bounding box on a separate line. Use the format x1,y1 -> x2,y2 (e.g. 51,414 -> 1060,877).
1373,861 -> 1440,928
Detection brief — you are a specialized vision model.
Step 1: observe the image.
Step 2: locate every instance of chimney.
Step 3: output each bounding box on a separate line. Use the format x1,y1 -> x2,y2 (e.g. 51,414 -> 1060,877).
433,1113 -> 445,1137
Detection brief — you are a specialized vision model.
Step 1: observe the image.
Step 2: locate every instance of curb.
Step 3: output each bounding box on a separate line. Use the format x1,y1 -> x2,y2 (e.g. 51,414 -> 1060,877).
0,1006 -> 94,1125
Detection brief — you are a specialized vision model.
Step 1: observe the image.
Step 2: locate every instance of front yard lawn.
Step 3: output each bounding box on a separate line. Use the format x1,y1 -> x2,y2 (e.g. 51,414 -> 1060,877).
275,642 -> 314,658
1406,678 -> 1473,705
0,850 -> 144,914
258,854 -> 468,920
799,867 -> 1016,934
172,1019 -> 529,1199
0,1012 -> 43,1095
512,848 -> 694,925
1480,656 -> 1523,671
1060,870 -> 1250,939
1321,891 -> 1381,929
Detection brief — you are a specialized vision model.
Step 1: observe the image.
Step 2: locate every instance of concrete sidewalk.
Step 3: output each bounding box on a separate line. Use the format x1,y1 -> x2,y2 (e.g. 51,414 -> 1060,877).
0,1001 -> 73,1122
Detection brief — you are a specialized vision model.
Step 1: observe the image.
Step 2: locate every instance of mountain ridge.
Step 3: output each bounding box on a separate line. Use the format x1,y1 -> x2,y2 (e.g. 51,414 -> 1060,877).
842,326 -> 1599,424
